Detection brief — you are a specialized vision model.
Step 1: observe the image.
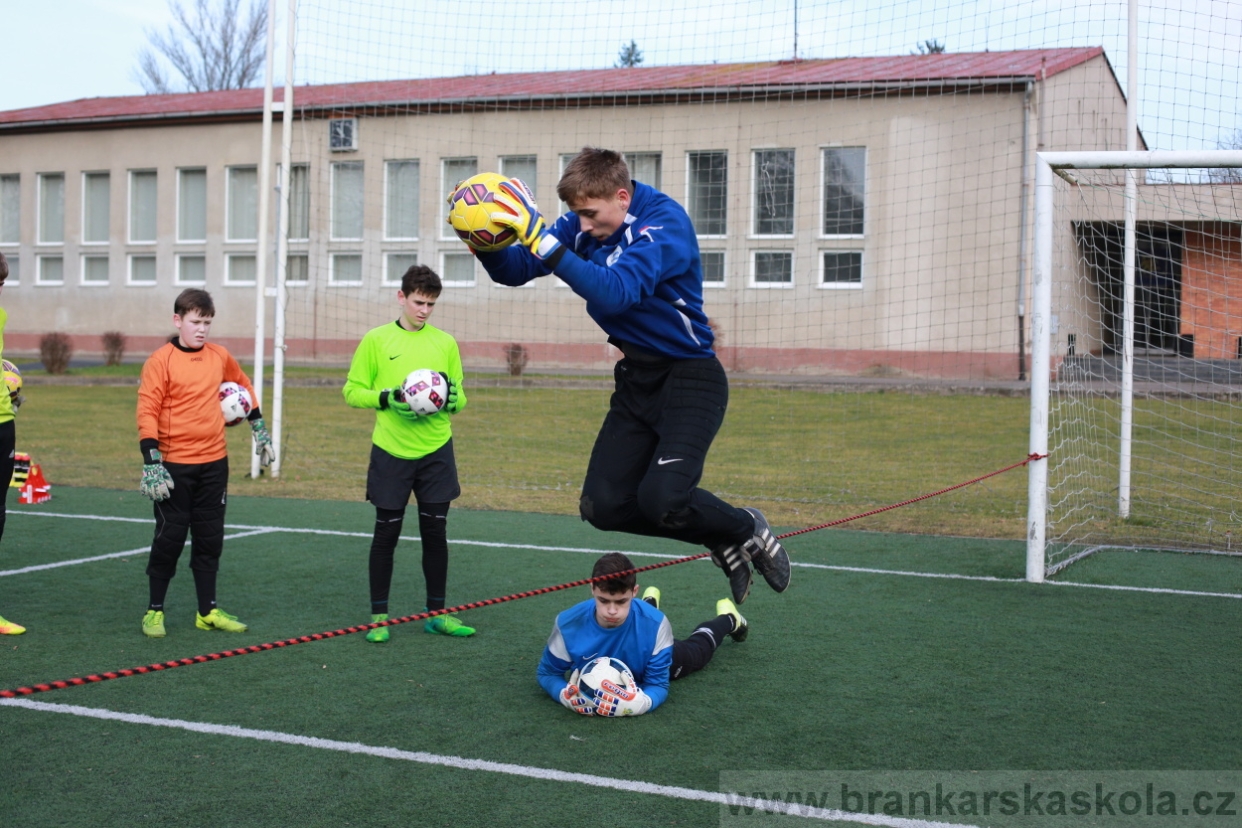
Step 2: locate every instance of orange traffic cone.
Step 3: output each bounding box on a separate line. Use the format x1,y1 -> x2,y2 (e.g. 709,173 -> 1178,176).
19,462 -> 50,504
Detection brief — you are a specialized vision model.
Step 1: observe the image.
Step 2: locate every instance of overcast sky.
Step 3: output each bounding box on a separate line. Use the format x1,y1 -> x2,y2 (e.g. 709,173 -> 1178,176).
3,0 -> 1239,150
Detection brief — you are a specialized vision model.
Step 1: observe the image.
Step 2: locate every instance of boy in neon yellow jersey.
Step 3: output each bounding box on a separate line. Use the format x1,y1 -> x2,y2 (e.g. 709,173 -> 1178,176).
0,254 -> 23,635
343,265 -> 473,641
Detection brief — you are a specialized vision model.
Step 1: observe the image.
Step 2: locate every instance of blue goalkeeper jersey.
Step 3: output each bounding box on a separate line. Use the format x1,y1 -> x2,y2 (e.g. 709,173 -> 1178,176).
537,596 -> 674,711
477,181 -> 715,360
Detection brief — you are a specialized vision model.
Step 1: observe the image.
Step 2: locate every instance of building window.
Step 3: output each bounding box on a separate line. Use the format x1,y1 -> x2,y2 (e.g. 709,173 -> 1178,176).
225,253 -> 256,285
81,254 -> 109,285
385,160 -> 419,240
440,251 -> 475,286
500,155 -> 537,195
286,254 -> 309,285
0,175 -> 19,244
752,250 -> 792,287
37,255 -> 64,285
386,252 -> 418,285
821,250 -> 863,288
441,158 -> 477,238
129,170 -> 158,243
329,117 -> 358,152
625,152 -> 662,191
3,255 -> 18,285
288,164 -> 310,241
558,152 -> 576,215
687,151 -> 727,236
331,161 -> 364,241
227,166 -> 258,242
38,173 -> 64,244
128,254 -> 156,285
823,148 -> 865,236
330,253 -> 363,285
176,254 -> 206,285
701,250 -> 726,287
753,149 -> 794,236
83,172 -> 110,244
178,168 -> 207,242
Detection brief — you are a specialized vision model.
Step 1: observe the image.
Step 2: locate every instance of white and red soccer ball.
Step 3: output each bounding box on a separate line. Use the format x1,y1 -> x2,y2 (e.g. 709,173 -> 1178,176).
400,369 -> 447,416
218,381 -> 253,427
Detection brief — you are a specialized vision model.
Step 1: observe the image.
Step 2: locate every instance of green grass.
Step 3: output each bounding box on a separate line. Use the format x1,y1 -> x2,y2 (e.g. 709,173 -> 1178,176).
1,487 -> 1239,827
14,383 -> 1034,538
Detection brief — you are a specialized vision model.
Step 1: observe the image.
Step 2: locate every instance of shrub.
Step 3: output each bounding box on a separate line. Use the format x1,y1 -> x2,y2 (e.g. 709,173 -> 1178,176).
101,331 -> 126,366
40,332 -> 73,375
504,343 -> 529,377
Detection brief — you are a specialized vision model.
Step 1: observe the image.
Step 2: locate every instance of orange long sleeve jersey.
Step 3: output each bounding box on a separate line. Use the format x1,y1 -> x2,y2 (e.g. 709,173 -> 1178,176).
137,340 -> 259,464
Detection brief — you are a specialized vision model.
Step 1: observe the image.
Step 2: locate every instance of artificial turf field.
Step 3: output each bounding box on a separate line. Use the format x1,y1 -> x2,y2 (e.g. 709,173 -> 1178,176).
1,486 -> 1240,827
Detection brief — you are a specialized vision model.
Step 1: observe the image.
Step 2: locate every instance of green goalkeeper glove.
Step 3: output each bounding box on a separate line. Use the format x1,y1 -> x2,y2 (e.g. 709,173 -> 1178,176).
378,387 -> 421,421
250,418 -> 276,467
438,372 -> 462,414
491,178 -> 565,266
140,449 -> 174,502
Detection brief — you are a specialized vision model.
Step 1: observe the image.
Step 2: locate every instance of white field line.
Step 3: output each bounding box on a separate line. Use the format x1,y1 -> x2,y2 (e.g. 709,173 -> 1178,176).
0,529 -> 278,577
0,698 -> 973,828
9,509 -> 1242,600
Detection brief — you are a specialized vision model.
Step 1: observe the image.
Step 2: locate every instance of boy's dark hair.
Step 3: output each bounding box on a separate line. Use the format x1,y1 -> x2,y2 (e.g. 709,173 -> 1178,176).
592,552 -> 637,594
0,251 -> 8,284
401,265 -> 442,299
557,147 -> 632,205
174,288 -> 215,318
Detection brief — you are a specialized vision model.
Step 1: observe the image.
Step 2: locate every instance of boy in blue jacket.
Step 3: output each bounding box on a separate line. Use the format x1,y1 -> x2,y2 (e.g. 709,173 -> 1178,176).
469,147 -> 791,605
537,552 -> 747,716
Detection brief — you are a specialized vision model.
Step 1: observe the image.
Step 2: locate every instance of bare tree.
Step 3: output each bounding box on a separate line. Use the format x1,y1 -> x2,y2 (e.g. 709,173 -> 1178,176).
915,39 -> 947,54
134,0 -> 267,94
616,40 -> 644,68
1208,129 -> 1242,184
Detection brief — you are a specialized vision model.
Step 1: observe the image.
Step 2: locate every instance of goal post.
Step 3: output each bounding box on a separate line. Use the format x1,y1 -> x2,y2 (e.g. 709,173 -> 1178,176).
1027,150 -> 1242,582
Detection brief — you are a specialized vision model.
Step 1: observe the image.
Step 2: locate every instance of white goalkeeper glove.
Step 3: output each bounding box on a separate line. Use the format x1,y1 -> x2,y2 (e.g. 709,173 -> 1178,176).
249,417 -> 276,467
592,662 -> 652,717
491,178 -> 564,265
559,668 -> 596,716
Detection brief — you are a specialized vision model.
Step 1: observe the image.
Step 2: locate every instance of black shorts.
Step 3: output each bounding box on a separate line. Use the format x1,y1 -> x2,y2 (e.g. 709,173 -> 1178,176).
366,440 -> 460,511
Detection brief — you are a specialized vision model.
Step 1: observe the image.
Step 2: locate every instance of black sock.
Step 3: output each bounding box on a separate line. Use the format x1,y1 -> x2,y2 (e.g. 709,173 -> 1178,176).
192,569 -> 217,617
370,507 -> 404,615
149,577 -> 171,611
418,501 -> 450,613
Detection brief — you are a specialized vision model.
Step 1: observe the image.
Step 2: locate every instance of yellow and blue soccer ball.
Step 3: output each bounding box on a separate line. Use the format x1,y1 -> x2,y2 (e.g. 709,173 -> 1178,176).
447,172 -> 519,252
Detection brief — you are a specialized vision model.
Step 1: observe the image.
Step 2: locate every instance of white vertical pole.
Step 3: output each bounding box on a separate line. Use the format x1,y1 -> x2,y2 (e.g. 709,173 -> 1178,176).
251,0 -> 278,480
1118,0 -> 1140,517
271,0 -> 297,478
1026,155 -> 1054,583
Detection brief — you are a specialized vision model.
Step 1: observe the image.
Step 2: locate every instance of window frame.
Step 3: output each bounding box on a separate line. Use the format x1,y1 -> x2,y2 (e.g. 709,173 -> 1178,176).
127,253 -> 157,287
224,252 -> 257,287
439,249 -> 476,287
81,171 -> 111,245
37,172 -> 65,246
128,169 -> 158,244
175,252 -> 207,286
751,148 -> 796,239
700,249 -> 727,288
226,165 -> 259,243
820,146 -> 867,239
749,249 -> 794,288
686,150 -> 728,238
330,161 -> 365,242
819,249 -> 864,290
177,167 -> 208,244
80,253 -> 110,286
0,174 -> 20,246
329,252 -> 364,286
383,159 -> 420,242
36,253 -> 65,286
384,251 -> 419,286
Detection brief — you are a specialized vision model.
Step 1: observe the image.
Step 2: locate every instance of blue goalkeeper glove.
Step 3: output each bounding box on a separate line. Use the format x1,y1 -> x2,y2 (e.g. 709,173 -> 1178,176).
379,387 -> 421,421
140,449 -> 175,502
491,178 -> 564,265
559,668 -> 596,716
437,372 -> 462,414
592,664 -> 653,717
249,417 -> 276,467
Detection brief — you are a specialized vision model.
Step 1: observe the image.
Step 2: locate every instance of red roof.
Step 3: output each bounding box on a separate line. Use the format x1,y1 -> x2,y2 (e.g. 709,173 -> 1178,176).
0,48 -> 1104,130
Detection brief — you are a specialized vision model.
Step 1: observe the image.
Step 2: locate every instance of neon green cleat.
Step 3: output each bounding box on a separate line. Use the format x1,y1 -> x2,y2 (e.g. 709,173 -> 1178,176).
366,613 -> 389,643
141,610 -> 165,638
641,586 -> 661,609
196,608 -> 248,633
0,614 -> 27,635
424,614 -> 475,637
716,598 -> 749,643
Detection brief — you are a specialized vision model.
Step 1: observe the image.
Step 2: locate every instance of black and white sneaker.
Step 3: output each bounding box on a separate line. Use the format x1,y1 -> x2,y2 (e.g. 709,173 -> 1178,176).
741,508 -> 791,593
710,541 -> 753,605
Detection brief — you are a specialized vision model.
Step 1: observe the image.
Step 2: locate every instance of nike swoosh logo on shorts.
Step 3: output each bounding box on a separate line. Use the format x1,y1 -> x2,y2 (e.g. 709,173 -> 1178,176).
657,457 -> 683,465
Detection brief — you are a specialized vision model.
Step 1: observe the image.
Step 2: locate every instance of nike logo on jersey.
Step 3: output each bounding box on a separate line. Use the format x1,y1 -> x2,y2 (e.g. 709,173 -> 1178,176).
656,457 -> 683,465
388,355 -> 400,360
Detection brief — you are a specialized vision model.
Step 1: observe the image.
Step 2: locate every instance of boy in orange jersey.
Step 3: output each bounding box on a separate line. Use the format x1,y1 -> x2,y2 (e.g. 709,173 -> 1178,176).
136,288 -> 275,638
